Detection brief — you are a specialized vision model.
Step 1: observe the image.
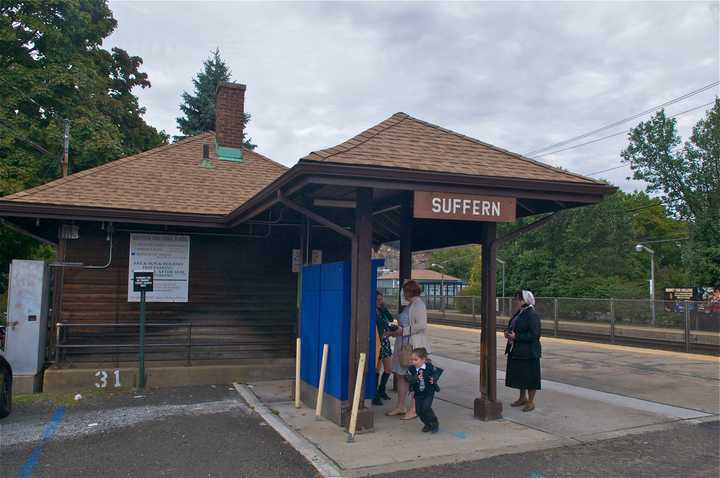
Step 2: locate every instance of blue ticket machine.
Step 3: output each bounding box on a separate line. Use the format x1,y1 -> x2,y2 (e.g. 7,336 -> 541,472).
299,259 -> 384,426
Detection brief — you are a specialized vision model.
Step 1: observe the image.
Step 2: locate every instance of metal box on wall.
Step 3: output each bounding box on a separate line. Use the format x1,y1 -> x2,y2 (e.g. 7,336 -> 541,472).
5,260 -> 50,391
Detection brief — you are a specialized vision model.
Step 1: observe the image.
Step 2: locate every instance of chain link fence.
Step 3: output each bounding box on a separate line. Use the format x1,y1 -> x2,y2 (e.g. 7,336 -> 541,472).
377,288 -> 720,354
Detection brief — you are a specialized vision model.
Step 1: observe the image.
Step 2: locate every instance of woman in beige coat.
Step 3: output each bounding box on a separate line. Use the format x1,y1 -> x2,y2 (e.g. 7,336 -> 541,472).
386,280 -> 431,419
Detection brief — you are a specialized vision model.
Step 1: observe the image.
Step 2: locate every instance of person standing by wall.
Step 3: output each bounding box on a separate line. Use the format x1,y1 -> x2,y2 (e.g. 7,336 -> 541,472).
504,289 -> 542,412
373,290 -> 395,406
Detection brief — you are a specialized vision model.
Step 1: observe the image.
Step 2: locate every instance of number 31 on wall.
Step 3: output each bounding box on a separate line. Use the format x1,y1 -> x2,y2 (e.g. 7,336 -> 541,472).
95,370 -> 122,389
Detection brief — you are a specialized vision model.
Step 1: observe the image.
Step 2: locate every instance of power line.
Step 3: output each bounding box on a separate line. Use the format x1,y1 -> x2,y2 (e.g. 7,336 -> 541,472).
638,237 -> 689,244
0,118 -> 52,156
587,164 -> 628,176
625,203 -> 663,213
524,81 -> 719,157
539,101 -> 715,159
0,80 -> 63,120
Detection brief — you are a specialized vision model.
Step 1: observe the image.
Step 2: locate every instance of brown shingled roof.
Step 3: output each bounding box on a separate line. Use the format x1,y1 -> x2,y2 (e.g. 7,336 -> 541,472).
301,112 -> 601,184
1,132 -> 287,216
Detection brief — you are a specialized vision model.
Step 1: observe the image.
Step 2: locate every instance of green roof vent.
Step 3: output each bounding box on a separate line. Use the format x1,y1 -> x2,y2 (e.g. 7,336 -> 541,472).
215,142 -> 243,162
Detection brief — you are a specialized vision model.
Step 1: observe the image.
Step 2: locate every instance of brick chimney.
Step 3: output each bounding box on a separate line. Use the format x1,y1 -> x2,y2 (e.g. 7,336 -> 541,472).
215,81 -> 246,161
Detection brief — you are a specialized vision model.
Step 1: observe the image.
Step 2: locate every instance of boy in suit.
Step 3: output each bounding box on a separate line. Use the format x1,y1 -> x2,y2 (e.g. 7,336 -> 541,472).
405,347 -> 442,433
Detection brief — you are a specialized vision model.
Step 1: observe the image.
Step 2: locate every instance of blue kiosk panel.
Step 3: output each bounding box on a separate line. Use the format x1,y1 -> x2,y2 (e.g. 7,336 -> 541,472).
300,259 -> 383,402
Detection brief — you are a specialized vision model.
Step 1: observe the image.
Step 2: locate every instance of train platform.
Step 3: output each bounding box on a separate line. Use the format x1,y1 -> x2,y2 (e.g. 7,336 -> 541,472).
240,324 -> 720,477
427,310 -> 720,352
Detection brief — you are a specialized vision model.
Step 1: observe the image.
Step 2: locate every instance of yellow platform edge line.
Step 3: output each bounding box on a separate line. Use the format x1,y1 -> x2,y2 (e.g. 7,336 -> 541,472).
428,323 -> 720,362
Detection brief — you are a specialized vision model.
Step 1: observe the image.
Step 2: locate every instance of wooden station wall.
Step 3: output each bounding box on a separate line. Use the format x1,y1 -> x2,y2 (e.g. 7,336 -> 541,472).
56,223 -> 300,363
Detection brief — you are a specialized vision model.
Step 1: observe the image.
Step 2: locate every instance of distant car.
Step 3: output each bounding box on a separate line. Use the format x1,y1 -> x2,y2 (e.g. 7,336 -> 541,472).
0,352 -> 11,418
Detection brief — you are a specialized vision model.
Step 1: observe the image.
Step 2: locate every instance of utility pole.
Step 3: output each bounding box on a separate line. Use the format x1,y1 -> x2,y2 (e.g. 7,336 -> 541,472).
62,119 -> 70,177
635,244 -> 656,326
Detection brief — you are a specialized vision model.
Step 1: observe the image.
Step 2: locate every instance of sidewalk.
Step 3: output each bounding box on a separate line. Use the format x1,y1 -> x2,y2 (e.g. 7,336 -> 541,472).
245,355 -> 713,477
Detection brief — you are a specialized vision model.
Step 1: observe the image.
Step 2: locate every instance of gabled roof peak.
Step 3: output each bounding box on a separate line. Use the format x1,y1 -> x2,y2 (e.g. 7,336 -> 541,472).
302,112 -> 603,185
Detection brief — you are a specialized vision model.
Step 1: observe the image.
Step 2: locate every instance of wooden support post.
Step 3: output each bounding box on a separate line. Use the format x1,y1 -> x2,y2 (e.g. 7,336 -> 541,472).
295,338 -> 301,408
50,227 -> 67,359
347,352 -> 367,442
296,218 -> 307,338
475,222 -> 503,421
398,193 -> 413,312
347,187 -> 374,431
316,344 -> 329,419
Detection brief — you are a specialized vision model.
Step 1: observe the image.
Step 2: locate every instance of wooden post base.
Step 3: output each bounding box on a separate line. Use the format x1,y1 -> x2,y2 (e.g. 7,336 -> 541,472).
474,397 -> 503,421
344,406 -> 374,433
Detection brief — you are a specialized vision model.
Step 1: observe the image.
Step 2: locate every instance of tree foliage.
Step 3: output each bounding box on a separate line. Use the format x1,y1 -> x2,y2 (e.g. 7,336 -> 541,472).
175,48 -> 256,149
434,102 -> 719,297
432,190 -> 689,299
0,0 -> 167,291
622,100 -> 719,285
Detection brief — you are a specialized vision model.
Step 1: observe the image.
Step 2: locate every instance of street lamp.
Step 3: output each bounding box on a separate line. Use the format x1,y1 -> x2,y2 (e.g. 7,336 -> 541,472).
496,258 -> 506,315
431,263 -> 446,310
635,244 -> 656,326
496,258 -> 506,299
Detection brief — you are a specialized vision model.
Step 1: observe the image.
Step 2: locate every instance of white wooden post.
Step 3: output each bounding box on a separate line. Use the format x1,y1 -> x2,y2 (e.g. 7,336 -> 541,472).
347,352 -> 367,442
315,344 -> 329,419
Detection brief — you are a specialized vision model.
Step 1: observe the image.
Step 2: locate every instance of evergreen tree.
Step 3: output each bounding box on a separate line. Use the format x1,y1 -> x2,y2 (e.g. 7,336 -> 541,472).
176,48 -> 256,149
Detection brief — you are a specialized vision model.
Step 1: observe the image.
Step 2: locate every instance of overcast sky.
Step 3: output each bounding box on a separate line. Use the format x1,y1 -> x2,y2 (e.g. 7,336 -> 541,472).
106,1 -> 719,192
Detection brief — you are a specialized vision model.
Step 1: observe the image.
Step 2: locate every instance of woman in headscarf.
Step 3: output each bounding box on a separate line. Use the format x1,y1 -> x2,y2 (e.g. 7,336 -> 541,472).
504,289 -> 542,412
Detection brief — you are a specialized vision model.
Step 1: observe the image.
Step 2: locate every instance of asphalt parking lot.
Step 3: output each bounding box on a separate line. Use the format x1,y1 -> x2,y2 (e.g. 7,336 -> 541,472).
376,420 -> 720,478
0,385 -> 317,478
2,381 -> 718,478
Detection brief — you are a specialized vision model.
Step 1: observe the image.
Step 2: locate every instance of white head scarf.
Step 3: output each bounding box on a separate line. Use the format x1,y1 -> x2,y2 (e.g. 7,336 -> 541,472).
521,290 -> 535,307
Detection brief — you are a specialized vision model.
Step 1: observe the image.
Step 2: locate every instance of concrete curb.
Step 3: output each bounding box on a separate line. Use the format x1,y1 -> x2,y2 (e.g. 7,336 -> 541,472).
232,383 -> 344,478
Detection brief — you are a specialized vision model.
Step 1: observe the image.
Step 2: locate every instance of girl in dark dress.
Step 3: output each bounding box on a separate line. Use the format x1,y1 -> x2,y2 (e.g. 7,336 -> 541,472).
504,290 -> 542,412
373,290 -> 395,405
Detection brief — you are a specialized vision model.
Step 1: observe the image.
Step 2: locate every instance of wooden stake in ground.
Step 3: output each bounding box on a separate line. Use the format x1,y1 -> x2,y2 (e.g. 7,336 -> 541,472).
347,352 -> 366,442
295,338 -> 301,408
315,344 -> 329,419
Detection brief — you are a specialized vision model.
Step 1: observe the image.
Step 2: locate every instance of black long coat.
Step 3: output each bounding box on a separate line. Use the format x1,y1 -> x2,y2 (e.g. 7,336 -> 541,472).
505,306 -> 542,360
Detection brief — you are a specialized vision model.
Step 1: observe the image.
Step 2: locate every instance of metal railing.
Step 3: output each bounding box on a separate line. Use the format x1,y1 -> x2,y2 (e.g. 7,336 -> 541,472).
377,289 -> 720,354
53,321 -> 294,366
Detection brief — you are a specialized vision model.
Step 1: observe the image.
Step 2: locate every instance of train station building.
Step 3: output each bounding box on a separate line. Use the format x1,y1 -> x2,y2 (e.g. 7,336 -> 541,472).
0,82 -> 613,428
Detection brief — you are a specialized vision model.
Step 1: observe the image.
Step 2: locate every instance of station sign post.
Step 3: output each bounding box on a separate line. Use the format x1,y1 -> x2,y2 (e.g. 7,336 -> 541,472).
132,271 -> 154,388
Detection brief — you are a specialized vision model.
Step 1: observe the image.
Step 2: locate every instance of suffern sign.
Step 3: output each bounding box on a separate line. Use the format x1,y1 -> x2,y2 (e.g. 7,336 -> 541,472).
413,191 -> 516,222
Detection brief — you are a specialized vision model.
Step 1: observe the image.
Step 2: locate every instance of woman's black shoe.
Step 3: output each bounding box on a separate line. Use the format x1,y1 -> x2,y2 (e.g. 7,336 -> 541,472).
430,425 -> 439,434
422,425 -> 431,432
372,396 -> 383,406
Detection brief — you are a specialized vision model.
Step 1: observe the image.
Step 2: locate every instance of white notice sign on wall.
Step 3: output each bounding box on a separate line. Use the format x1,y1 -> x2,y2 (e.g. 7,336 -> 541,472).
127,234 -> 190,302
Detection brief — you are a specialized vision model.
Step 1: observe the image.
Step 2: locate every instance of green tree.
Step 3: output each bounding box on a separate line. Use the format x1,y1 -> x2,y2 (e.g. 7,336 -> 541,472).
176,48 -> 256,149
0,0 -> 167,292
434,190 -> 690,299
428,245 -> 478,282
622,100 -> 720,285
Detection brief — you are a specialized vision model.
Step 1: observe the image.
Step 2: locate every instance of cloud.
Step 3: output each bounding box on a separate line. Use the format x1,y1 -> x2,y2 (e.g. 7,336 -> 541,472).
105,1 -> 719,192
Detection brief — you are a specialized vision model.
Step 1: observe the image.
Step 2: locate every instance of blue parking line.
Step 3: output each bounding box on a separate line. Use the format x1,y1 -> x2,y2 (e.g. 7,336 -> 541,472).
16,406 -> 65,478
